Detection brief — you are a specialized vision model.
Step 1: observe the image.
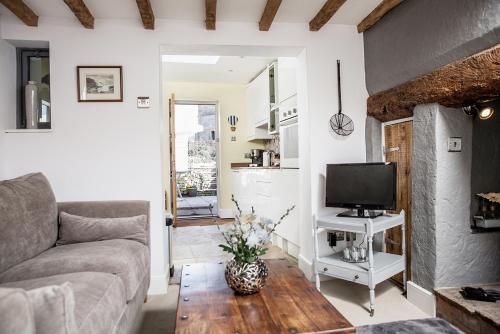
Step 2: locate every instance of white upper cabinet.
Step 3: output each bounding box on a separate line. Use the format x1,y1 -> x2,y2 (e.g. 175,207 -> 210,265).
277,57 -> 298,104
254,67 -> 270,126
246,67 -> 272,140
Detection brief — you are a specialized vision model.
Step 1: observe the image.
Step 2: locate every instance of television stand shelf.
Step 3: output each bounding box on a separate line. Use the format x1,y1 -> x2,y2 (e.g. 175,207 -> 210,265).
313,211 -> 406,317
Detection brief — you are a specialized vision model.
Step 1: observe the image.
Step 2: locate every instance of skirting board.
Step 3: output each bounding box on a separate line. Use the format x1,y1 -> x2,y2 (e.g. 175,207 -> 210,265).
407,281 -> 436,316
218,208 -> 234,219
299,254 -> 314,280
148,273 -> 168,295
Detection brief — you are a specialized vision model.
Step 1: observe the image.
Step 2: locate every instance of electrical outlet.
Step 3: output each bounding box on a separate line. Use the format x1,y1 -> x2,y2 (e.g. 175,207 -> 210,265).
334,231 -> 344,241
448,137 -> 462,152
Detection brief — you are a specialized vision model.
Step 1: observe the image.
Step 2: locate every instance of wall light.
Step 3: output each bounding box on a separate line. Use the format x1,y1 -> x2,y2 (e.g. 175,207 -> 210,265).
463,98 -> 497,120
478,106 -> 494,120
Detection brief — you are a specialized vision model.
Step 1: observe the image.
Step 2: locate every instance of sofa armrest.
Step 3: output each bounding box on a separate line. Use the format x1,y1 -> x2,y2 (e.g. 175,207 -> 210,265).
57,201 -> 150,247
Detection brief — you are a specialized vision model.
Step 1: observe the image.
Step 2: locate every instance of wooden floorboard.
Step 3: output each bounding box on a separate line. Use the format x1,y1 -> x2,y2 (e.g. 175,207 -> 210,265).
175,217 -> 233,227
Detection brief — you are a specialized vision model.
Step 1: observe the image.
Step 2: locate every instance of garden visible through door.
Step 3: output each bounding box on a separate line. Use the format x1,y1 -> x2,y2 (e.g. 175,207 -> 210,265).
175,102 -> 218,218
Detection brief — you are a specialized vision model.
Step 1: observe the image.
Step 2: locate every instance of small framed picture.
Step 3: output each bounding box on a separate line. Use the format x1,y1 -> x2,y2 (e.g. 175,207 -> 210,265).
77,66 -> 123,102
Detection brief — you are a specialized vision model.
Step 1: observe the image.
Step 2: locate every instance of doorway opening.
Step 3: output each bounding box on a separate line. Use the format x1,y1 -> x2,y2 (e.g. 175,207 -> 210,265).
174,101 -> 219,219
382,117 -> 413,286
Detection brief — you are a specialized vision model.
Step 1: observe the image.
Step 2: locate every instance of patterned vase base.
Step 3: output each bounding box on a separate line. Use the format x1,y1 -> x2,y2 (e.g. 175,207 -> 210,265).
225,259 -> 268,295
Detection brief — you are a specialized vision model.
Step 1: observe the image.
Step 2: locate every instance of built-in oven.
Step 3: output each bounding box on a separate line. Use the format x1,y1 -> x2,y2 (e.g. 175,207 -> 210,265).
279,96 -> 298,169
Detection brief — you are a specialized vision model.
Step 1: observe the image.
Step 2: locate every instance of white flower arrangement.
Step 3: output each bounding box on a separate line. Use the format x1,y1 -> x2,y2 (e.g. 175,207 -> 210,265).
218,195 -> 295,264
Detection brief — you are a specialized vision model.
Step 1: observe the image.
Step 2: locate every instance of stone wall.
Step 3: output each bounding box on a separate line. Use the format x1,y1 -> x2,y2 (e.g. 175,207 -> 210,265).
364,0 -> 500,95
412,103 -> 500,290
365,116 -> 383,163
412,104 -> 438,291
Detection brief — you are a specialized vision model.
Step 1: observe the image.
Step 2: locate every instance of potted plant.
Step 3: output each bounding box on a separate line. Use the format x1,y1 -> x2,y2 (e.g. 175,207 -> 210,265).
185,183 -> 198,197
218,195 -> 295,295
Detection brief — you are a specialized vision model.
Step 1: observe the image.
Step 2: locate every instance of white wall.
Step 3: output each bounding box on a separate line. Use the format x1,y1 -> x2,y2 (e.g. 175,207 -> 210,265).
162,81 -> 264,214
0,16 -> 368,289
0,36 -> 16,179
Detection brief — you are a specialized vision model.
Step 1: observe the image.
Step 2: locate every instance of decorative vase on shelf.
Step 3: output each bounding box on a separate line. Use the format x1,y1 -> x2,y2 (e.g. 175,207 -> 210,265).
25,81 -> 39,129
218,195 -> 295,295
225,258 -> 268,295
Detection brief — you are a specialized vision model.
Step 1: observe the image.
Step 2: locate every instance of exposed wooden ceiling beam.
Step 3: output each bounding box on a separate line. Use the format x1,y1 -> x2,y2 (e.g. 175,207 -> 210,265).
367,45 -> 500,122
357,0 -> 403,33
0,0 -> 38,26
63,0 -> 94,29
309,0 -> 347,31
136,0 -> 155,30
205,0 -> 217,30
259,0 -> 282,31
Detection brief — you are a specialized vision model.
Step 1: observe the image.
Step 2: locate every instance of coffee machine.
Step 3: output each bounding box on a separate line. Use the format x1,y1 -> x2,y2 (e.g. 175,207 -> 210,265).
245,149 -> 264,167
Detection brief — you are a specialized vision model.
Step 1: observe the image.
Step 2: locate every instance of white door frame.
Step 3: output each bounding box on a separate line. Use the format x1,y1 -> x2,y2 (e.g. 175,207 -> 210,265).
174,100 -> 220,218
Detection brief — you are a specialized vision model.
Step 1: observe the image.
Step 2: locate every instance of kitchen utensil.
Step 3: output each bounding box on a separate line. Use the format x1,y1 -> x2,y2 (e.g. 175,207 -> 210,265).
330,60 -> 354,136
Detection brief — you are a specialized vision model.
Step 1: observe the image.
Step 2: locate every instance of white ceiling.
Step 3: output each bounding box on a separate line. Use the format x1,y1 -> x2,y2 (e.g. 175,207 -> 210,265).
0,0 -> 383,26
163,56 -> 276,85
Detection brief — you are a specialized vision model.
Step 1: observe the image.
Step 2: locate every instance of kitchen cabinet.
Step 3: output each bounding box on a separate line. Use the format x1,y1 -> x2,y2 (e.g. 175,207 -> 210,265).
231,168 -> 299,255
277,57 -> 297,104
245,68 -> 272,140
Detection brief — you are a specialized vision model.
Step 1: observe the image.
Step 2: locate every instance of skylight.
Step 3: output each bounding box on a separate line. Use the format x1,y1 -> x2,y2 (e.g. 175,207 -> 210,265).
162,55 -> 220,64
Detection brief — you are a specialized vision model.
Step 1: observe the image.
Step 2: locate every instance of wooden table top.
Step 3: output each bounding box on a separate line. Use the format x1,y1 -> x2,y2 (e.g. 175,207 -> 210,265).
175,259 -> 354,334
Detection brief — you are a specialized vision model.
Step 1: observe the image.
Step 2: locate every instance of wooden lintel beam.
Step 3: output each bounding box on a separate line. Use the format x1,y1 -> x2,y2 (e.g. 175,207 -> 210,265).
0,0 -> 38,26
367,45 -> 500,122
259,0 -> 282,31
357,0 -> 403,33
309,0 -> 347,31
205,0 -> 217,30
136,0 -> 154,30
63,0 -> 94,29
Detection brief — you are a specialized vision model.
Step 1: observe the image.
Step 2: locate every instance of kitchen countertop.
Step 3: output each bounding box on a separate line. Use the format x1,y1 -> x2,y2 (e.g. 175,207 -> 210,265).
231,166 -> 280,169
230,162 -> 280,169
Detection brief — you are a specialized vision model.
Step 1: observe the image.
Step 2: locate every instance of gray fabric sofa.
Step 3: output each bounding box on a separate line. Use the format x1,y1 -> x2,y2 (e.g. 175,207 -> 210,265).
0,173 -> 150,334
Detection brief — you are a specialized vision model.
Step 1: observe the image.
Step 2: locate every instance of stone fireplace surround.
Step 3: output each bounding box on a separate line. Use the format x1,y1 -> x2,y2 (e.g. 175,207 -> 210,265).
366,104 -> 500,292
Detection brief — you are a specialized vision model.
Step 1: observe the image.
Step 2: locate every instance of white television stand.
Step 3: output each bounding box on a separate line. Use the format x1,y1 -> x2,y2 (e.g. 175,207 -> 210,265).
313,211 -> 406,317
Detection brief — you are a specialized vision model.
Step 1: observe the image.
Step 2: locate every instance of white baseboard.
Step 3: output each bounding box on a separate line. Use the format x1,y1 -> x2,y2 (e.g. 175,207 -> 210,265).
298,254 -> 314,280
407,281 -> 436,316
218,208 -> 234,219
148,273 -> 168,295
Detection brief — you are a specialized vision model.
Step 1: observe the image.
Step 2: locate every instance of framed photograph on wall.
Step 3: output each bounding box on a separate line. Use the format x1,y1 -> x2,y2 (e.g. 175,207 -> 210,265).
77,66 -> 123,102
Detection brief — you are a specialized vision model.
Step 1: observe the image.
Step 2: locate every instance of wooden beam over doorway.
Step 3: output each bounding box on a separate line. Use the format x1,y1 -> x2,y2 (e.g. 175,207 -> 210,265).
259,0 -> 282,31
0,0 -> 38,26
309,0 -> 347,31
205,0 -> 217,30
367,45 -> 500,122
357,0 -> 403,33
136,0 -> 155,30
63,0 -> 94,29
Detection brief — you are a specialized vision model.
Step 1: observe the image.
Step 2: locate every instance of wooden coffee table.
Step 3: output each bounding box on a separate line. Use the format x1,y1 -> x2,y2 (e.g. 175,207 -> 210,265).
175,259 -> 354,334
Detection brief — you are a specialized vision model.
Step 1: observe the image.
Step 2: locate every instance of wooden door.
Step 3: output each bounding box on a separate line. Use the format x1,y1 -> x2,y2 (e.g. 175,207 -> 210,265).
169,94 -> 177,227
384,121 -> 412,285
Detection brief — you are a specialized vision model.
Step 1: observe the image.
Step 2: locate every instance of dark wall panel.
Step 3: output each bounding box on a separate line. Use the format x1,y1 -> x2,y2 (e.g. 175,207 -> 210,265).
364,0 -> 500,95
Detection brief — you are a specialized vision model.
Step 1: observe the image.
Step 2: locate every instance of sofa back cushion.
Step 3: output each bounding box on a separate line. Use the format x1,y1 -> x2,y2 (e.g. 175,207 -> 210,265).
0,173 -> 58,273
57,212 -> 148,246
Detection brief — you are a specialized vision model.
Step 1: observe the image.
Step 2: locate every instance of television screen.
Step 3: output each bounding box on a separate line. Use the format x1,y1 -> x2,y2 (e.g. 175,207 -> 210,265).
326,163 -> 397,210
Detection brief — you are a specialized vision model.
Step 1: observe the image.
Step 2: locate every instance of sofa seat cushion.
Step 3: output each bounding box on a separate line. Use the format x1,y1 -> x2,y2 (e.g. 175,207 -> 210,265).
1,272 -> 126,334
0,239 -> 148,301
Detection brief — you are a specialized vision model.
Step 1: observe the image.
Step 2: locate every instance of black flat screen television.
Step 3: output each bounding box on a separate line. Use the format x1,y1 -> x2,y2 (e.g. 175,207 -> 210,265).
326,163 -> 397,215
